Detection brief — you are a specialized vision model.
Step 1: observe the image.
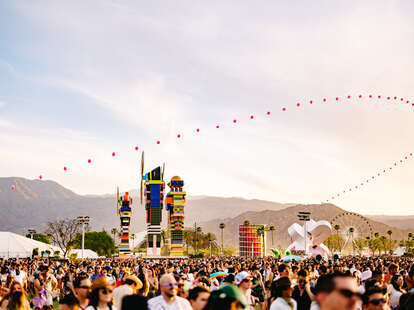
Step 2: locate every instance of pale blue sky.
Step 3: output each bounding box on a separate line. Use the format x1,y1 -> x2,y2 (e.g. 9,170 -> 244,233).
1,1 -> 414,215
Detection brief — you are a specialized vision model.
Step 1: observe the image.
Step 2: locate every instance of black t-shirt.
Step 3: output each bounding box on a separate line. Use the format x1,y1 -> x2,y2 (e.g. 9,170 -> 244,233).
292,285 -> 312,310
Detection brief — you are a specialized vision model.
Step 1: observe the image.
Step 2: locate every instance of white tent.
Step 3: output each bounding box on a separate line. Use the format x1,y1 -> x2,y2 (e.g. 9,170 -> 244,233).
0,231 -> 61,259
69,249 -> 99,259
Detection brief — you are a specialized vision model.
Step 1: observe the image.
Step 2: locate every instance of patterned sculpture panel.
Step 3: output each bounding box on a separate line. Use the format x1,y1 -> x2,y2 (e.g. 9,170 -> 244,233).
144,167 -> 164,256
166,176 -> 186,256
118,192 -> 132,258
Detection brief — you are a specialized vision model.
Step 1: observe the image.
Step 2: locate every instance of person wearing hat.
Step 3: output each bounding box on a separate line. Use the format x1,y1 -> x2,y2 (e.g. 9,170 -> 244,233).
205,284 -> 246,310
235,272 -> 256,310
112,275 -> 142,310
85,277 -> 116,310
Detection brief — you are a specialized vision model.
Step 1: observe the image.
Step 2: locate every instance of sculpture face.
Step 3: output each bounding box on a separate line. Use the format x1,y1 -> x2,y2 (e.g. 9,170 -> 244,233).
287,219 -> 332,257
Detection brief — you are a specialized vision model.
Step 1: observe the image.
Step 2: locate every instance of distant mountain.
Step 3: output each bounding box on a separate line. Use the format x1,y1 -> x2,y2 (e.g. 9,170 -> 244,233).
365,215 -> 414,230
199,204 -> 413,249
0,177 -> 291,234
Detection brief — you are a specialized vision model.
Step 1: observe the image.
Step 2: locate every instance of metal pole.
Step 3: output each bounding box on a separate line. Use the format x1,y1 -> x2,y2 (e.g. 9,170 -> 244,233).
304,221 -> 307,256
82,222 -> 85,259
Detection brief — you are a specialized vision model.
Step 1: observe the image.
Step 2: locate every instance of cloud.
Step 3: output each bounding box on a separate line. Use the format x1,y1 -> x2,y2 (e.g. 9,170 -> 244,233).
0,101 -> 6,109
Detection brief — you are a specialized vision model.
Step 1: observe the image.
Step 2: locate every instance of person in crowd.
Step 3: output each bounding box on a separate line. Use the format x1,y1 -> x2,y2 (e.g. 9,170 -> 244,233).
73,274 -> 92,310
388,274 -> 406,309
362,287 -> 389,310
269,277 -> 297,310
292,269 -> 314,310
85,277 -> 115,310
205,284 -> 245,310
120,295 -> 148,310
148,274 -> 192,310
235,271 -> 256,310
187,286 -> 210,310
313,273 -> 361,310
112,275 -> 142,310
59,294 -> 80,310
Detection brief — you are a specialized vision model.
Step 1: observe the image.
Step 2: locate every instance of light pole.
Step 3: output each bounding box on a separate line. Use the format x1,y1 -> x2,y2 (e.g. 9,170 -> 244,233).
298,211 -> 311,256
77,216 -> 90,259
28,229 -> 36,239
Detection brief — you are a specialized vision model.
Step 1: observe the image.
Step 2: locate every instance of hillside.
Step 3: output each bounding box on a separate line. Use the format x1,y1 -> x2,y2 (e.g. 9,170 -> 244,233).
0,177 -> 291,234
365,215 -> 414,230
199,204 -> 413,249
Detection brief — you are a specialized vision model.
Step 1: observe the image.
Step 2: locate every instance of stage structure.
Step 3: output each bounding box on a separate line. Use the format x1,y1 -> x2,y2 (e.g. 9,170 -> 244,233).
140,152 -> 165,256
116,188 -> 132,258
166,176 -> 186,256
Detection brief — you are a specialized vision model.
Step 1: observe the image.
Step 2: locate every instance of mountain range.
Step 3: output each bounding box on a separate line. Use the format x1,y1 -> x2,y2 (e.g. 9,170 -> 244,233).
1,177 -> 413,247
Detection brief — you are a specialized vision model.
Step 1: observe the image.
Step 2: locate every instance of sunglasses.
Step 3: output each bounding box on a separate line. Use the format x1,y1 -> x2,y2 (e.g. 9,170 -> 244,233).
336,289 -> 362,299
242,279 -> 252,283
101,289 -> 113,295
369,298 -> 386,306
161,283 -> 178,288
79,286 -> 91,289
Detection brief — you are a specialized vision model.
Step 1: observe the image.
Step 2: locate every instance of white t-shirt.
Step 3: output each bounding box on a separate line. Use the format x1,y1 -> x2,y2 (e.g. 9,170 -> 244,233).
269,297 -> 297,310
148,295 -> 192,310
112,285 -> 133,310
10,270 -> 26,285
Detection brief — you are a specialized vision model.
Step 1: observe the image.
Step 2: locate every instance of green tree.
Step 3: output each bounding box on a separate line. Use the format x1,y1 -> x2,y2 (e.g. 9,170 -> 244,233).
73,231 -> 116,257
353,238 -> 367,255
111,228 -> 118,244
46,218 -> 81,257
26,233 -> 51,244
325,234 -> 344,253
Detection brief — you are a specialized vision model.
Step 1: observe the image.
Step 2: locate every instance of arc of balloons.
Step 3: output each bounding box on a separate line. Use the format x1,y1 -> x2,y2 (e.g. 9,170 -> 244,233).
16,93 -> 412,201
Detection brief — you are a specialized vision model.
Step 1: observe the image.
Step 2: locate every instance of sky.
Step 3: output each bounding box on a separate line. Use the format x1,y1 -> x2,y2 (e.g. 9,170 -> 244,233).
1,1 -> 414,215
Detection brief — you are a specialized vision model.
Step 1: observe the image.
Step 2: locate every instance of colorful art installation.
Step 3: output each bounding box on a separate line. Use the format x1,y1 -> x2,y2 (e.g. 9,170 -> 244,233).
166,176 -> 186,256
271,248 -> 291,259
116,188 -> 133,258
239,224 -> 267,257
140,152 -> 165,256
287,219 -> 332,259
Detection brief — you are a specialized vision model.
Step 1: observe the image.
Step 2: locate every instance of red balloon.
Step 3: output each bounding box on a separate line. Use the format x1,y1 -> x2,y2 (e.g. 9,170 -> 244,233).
11,185 -> 15,190
266,111 -> 270,115
372,176 -> 374,179
309,100 -> 313,104
383,170 -> 386,172
233,119 -> 237,123
112,152 -> 115,157
378,95 -> 381,98
135,146 -> 139,151
64,167 -> 67,171
323,98 -> 326,102
39,175 -> 42,180
282,107 -> 286,111
407,100 -> 409,103
411,153 -> 413,156
347,95 -> 351,99
335,97 -> 338,101
157,141 -> 160,144
296,103 -> 300,107
251,115 -> 254,119
88,159 -> 92,163
369,95 -> 372,98
196,128 -> 200,132
401,98 -> 404,101
177,134 -> 181,138
216,125 -> 220,129
359,95 -> 362,98
394,96 -> 397,99
387,97 -> 390,100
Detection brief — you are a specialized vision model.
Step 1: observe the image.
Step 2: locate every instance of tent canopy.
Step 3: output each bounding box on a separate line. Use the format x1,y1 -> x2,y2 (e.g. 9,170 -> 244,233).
0,231 -> 61,259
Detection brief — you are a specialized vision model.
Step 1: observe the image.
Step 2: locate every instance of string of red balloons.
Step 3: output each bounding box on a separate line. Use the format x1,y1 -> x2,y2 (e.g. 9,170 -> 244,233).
9,93 -> 413,197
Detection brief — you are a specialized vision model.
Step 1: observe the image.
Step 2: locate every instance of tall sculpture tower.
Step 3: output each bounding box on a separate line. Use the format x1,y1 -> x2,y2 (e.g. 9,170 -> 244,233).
166,176 -> 186,256
143,166 -> 165,256
117,189 -> 132,258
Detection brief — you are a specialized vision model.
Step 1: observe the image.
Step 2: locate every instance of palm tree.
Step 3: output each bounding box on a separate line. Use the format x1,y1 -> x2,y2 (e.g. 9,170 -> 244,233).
219,223 -> 226,255
269,226 -> 275,246
387,230 -> 393,253
111,228 -> 118,244
374,232 -> 379,239
334,224 -> 340,253
130,234 -> 136,249
334,224 -> 340,234
243,220 -> 250,226
408,232 -> 413,240
206,232 -> 215,257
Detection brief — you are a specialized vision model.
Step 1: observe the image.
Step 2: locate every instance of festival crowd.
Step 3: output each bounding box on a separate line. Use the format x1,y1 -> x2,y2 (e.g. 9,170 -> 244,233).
0,256 -> 413,310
